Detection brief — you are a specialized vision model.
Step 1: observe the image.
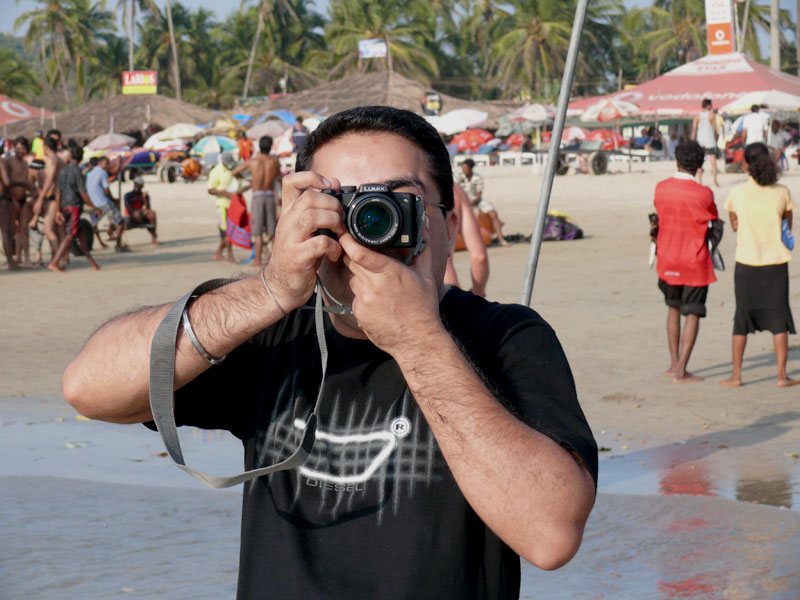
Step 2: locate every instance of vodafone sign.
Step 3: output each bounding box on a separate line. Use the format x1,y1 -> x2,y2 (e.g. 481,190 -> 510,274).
705,0 -> 735,55
122,71 -> 157,95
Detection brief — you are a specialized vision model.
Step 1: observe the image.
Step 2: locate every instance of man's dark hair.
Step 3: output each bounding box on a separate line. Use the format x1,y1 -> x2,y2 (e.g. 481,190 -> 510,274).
13,136 -> 29,152
46,128 -> 61,140
751,104 -> 760,113
43,136 -> 58,152
674,140 -> 704,174
701,98 -> 712,109
70,146 -> 83,162
259,135 -> 272,154
744,142 -> 778,186
462,158 -> 475,168
296,106 -> 454,210
89,156 -> 99,167
296,116 -> 303,125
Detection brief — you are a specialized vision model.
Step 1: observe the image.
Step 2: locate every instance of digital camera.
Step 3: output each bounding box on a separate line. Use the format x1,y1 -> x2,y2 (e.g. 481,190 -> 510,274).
320,184 -> 424,248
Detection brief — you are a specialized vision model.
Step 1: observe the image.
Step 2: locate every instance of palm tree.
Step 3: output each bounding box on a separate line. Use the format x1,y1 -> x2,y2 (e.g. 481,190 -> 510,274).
14,0 -> 86,107
114,0 -> 158,71
86,33 -> 129,98
310,0 -> 439,81
737,0 -> 793,63
240,0 -> 303,98
135,3 -> 194,99
67,0 -> 115,102
489,0 -> 614,100
0,48 -> 42,102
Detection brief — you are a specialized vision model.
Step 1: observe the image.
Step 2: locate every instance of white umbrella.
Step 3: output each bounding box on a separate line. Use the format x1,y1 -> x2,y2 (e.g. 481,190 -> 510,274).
510,103 -> 556,123
580,99 -> 640,122
247,120 -> 289,139
157,123 -> 202,140
87,132 -> 136,150
721,90 -> 800,114
425,109 -> 488,135
561,126 -> 589,141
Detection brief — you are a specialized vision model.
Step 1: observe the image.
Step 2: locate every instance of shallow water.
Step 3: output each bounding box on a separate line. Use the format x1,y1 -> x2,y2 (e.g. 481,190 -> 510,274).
2,405 -> 799,598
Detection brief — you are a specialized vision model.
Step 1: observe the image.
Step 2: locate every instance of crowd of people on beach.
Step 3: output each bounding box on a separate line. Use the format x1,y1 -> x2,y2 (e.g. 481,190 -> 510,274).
654,99 -> 797,388
0,129 -> 159,273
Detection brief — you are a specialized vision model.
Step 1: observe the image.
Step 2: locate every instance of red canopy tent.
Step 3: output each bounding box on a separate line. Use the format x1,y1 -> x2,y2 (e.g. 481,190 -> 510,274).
568,53 -> 800,117
0,95 -> 45,127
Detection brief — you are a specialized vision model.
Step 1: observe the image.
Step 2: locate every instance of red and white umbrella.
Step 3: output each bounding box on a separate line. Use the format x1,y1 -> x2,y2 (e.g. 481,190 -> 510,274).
451,128 -> 494,153
580,99 -> 640,122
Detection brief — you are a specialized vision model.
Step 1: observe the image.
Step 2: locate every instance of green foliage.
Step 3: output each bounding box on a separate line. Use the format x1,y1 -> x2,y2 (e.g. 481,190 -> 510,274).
7,0 -> 800,110
0,48 -> 42,102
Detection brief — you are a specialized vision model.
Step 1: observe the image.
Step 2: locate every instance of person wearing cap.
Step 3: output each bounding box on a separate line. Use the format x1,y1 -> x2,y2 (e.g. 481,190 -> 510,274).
207,151 -> 237,261
123,170 -> 159,245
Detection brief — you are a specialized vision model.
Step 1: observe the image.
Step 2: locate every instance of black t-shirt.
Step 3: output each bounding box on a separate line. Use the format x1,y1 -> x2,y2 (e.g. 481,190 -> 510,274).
170,287 -> 597,600
57,163 -> 86,209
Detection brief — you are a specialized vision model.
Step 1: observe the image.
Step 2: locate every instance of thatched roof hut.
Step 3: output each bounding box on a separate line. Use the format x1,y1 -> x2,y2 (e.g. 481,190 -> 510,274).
5,94 -> 220,140
243,71 -> 520,129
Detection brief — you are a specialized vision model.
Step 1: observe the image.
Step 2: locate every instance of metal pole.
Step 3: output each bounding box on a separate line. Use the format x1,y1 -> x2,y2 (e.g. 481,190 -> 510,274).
520,0 -> 589,306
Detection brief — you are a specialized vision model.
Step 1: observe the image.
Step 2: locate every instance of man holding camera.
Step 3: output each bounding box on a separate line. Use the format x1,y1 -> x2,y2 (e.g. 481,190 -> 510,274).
63,106 -> 596,599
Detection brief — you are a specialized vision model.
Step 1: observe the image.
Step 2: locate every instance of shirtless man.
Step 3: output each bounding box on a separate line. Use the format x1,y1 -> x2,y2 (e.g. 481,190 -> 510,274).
232,135 -> 281,268
5,138 -> 34,267
29,137 -> 65,264
0,152 -> 14,269
444,183 -> 488,297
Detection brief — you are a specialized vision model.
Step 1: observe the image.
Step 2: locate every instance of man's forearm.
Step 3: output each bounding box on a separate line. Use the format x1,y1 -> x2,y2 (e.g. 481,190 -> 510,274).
393,328 -> 595,570
63,275 -> 287,423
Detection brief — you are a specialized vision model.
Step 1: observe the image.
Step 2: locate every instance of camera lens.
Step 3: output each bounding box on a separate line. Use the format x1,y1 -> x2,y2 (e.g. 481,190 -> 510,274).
356,204 -> 392,239
348,196 -> 400,247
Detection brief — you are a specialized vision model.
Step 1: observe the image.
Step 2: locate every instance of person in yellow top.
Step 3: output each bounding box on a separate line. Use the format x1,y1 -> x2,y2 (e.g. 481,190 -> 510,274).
721,142 -> 798,387
207,151 -> 236,262
31,130 -> 44,160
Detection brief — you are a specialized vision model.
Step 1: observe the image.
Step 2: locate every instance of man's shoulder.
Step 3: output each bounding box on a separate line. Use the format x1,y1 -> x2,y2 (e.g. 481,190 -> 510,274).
441,288 -> 550,342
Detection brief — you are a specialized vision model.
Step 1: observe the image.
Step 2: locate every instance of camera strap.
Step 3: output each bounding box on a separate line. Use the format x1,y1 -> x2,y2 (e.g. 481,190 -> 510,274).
149,278 -> 335,489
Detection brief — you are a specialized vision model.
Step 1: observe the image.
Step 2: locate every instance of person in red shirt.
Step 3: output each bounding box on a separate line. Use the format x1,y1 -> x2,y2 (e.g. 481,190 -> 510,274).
123,171 -> 158,245
654,140 -> 719,382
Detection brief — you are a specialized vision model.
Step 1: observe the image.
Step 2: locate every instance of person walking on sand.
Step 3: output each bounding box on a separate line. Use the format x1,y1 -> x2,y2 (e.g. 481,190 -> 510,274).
29,136 -> 65,264
207,152 -> 237,262
232,136 -> 281,268
48,146 -> 100,272
692,98 -> 719,187
654,140 -> 719,383
721,143 -> 798,388
455,158 -> 509,246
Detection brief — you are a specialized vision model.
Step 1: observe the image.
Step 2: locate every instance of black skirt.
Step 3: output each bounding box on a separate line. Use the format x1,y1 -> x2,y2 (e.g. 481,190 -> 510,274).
733,262 -> 796,335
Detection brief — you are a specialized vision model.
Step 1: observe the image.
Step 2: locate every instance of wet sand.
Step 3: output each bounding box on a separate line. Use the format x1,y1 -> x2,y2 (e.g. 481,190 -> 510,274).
2,162 -> 800,597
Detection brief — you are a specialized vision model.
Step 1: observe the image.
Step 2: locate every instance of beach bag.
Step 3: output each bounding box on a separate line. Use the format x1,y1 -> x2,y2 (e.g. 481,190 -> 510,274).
543,210 -> 583,241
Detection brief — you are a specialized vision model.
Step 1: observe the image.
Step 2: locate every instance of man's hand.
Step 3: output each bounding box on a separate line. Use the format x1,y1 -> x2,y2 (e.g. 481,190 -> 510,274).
263,171 -> 345,312
340,224 -> 443,357
55,211 -> 65,225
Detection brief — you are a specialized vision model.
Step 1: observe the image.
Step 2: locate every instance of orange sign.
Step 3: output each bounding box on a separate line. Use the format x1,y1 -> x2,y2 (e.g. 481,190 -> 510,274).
122,71 -> 157,95
705,0 -> 735,55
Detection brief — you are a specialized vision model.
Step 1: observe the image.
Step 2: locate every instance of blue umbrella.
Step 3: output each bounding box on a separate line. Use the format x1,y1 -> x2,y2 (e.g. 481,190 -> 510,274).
256,109 -> 296,126
192,135 -> 237,156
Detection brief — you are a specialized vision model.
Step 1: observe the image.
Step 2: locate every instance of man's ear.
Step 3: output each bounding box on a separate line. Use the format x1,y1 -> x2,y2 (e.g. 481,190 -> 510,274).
446,209 -> 459,258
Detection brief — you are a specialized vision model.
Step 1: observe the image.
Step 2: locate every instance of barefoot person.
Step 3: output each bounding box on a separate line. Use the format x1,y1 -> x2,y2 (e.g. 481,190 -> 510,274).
445,182 -> 489,297
654,140 -> 719,382
455,158 -> 509,246
5,137 -> 34,267
207,152 -> 236,262
29,136 -> 64,264
721,143 -> 799,387
48,146 -> 100,272
0,152 -> 15,269
232,136 -> 281,268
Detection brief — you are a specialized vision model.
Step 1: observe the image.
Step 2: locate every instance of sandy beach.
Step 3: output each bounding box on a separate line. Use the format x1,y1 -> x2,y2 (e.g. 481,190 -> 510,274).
2,160 -> 799,597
